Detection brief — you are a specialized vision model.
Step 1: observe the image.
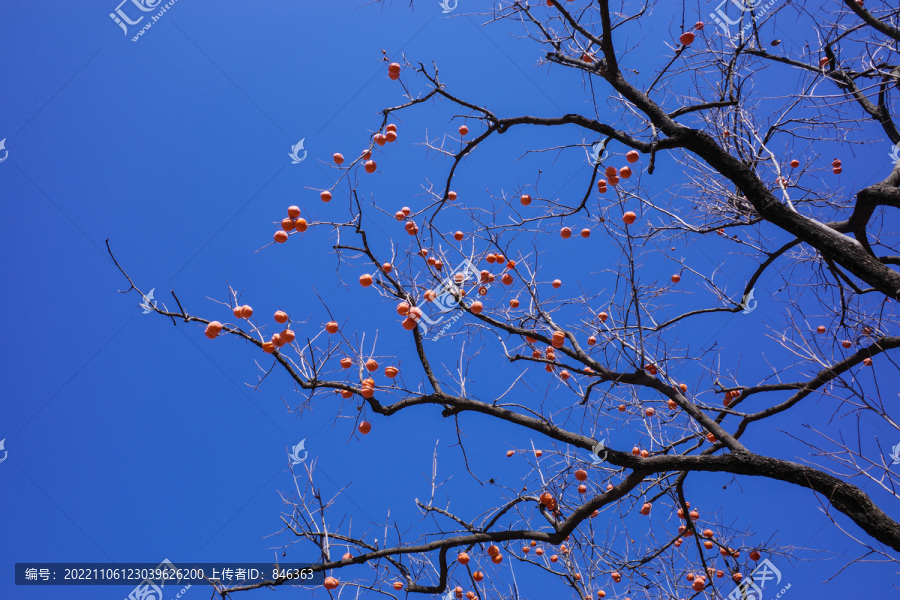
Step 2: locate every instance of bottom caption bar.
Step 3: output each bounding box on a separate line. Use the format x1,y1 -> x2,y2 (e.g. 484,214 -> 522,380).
15,560 -> 323,586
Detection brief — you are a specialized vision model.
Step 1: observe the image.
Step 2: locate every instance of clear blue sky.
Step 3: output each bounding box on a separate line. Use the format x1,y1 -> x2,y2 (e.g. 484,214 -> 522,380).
2,1 -> 897,599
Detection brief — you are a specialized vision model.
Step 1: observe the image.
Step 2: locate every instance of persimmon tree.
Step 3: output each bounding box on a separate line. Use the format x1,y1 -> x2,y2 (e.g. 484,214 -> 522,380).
113,0 -> 900,597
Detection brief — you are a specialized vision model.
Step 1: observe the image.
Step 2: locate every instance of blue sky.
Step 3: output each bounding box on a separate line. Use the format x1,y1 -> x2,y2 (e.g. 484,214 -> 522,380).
2,1 -> 898,599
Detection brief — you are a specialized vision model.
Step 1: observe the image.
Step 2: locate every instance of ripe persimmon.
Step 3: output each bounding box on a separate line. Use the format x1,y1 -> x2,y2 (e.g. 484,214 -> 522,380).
374,134 -> 386,146
640,502 -> 651,515
510,298 -> 520,308
365,160 -> 376,173
385,131 -> 397,142
550,555 -> 558,563
599,311 -> 608,322
535,449 -> 543,457
587,336 -> 597,345
392,582 -> 403,591
680,31 -> 695,45
520,194 -> 532,205
288,205 -> 301,218
623,211 -> 636,224
454,231 -> 464,241
281,218 -> 295,231
506,450 -> 514,457
750,550 -> 761,561
457,552 -> 470,565
333,153 -> 344,165
470,301 -> 483,314
552,279 -> 562,289
240,305 -> 253,319
459,125 -> 469,136
626,150 -> 639,163
323,577 -> 339,590
386,124 -> 397,133
561,227 -> 572,239
491,554 -> 503,564
326,321 -> 339,334
448,191 -> 457,201
581,228 -> 590,238
281,329 -> 295,343
473,571 -> 484,582
274,311 -> 288,324
619,166 -> 632,179
340,358 -> 352,369
671,274 -> 681,283
295,218 -> 308,232
358,421 -> 371,434
366,359 -> 378,372
321,191 -> 332,202
262,342 -> 276,353
207,321 -> 223,335
274,231 -> 288,243
360,274 -> 373,287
